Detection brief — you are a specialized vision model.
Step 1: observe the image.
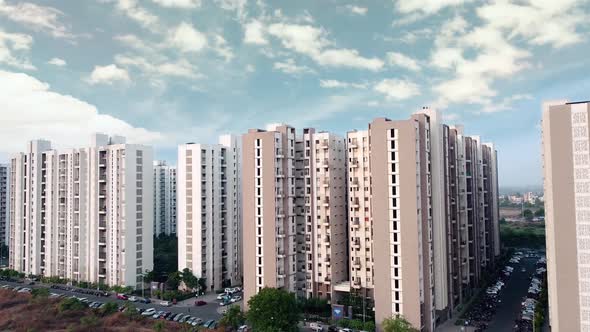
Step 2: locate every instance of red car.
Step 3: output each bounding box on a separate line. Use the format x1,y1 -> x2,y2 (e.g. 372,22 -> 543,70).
195,300 -> 207,306
116,293 -> 128,300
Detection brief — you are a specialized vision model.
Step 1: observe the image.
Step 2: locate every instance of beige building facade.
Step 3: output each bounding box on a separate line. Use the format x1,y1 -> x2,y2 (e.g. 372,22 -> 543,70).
542,100 -> 590,331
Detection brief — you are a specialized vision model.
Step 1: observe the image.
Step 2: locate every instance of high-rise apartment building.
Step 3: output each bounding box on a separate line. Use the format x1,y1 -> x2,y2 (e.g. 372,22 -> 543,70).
542,100 -> 590,331
153,160 -> 177,236
9,134 -> 153,287
177,135 -> 242,291
242,125 -> 301,305
370,114 -> 435,331
301,130 -> 348,301
242,125 -> 349,306
345,109 -> 499,330
0,164 -> 9,247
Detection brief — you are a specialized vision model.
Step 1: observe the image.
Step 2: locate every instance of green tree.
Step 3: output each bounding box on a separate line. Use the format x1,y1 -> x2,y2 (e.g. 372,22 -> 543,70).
181,268 -> 199,290
80,315 -> 99,328
100,302 -> 119,316
535,208 -> 545,217
31,287 -> 50,300
220,305 -> 246,330
246,287 -> 300,332
197,277 -> 207,294
166,271 -> 181,290
523,209 -> 534,221
382,315 -> 419,332
153,320 -> 166,332
57,297 -> 86,313
153,234 -> 178,282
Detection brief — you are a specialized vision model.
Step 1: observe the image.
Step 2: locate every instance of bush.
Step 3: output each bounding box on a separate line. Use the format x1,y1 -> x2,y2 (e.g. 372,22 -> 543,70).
31,287 -> 50,300
100,302 -> 119,316
57,298 -> 86,313
80,314 -> 99,328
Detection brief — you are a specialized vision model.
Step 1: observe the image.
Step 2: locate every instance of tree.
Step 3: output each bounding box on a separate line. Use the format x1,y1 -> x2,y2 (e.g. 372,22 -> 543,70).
57,297 -> 86,313
153,320 -> 166,332
246,287 -> 300,332
153,234 -> 178,282
181,268 -> 199,290
220,305 -> 246,330
535,208 -> 545,218
382,315 -> 419,332
31,287 -> 50,300
166,271 -> 181,290
523,209 -> 534,221
100,302 -> 119,316
197,277 -> 207,294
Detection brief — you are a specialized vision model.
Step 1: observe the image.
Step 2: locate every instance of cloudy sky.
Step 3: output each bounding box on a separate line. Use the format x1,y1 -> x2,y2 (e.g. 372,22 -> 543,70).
0,0 -> 589,187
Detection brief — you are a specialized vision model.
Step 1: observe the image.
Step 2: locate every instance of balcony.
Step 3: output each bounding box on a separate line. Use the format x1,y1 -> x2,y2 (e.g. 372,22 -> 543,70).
353,280 -> 361,288
322,159 -> 329,167
352,218 -> 360,228
277,270 -> 286,278
350,159 -> 359,168
351,198 -> 360,208
323,198 -> 330,206
320,140 -> 329,149
99,237 -> 107,245
324,256 -> 331,263
353,259 -> 361,268
277,230 -> 286,238
322,180 -> 329,187
277,250 -> 286,258
324,276 -> 331,283
350,179 -> 359,187
349,140 -> 358,149
352,240 -> 361,249
276,172 -> 285,179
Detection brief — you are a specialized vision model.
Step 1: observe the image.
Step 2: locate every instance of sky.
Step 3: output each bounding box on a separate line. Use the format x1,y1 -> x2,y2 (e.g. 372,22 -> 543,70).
0,0 -> 589,187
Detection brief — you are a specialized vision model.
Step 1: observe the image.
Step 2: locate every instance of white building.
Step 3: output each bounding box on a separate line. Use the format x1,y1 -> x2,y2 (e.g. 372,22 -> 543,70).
9,134 -> 153,287
177,135 -> 242,291
153,161 -> 177,236
0,164 -> 8,248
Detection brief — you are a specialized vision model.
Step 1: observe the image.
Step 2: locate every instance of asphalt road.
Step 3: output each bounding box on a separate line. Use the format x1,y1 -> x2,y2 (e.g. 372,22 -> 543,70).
0,280 -> 223,324
487,256 -> 538,332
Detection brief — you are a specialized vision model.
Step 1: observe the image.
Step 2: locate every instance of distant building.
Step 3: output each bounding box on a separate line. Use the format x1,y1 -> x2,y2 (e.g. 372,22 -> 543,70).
177,135 -> 242,291
153,160 -> 177,236
0,164 -> 8,247
9,134 -> 154,287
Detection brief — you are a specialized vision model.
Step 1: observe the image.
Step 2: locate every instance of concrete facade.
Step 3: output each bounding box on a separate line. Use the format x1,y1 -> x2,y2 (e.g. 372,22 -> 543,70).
542,100 -> 590,331
8,134 -> 153,287
177,135 -> 242,291
0,164 -> 8,247
153,160 -> 177,236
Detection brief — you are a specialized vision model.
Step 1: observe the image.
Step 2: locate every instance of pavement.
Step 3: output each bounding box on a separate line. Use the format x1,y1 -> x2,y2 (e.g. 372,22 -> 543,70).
486,255 -> 538,332
0,279 -> 234,324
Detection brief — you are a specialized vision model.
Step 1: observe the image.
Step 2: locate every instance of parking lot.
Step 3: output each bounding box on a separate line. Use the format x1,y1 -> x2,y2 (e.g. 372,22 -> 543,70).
0,279 -> 239,328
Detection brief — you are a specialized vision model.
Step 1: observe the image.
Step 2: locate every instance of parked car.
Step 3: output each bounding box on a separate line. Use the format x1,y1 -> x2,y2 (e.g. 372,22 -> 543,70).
203,320 -> 215,328
127,296 -> 138,302
152,311 -> 165,319
217,293 -> 227,300
141,308 -> 156,316
116,293 -> 128,300
178,315 -> 190,323
237,325 -> 250,332
310,322 -> 324,331
195,300 -> 207,306
192,318 -> 203,326
159,300 -> 172,307
172,313 -> 183,322
139,297 -> 151,304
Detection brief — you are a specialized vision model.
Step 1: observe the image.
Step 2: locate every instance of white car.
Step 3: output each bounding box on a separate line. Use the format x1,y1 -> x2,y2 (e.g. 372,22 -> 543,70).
128,296 -> 138,302
141,308 -> 156,316
159,301 -> 172,307
217,293 -> 227,300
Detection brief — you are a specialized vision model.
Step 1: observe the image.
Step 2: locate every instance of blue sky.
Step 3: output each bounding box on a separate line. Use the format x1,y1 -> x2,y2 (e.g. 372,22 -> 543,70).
0,0 -> 589,187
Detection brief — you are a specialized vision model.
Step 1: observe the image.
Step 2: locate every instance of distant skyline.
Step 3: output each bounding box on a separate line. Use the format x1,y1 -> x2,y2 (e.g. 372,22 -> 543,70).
1,0 -> 589,187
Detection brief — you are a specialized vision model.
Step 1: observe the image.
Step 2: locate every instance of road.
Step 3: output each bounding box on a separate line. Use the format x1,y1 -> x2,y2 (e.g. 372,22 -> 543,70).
486,256 -> 537,332
0,280 -> 224,323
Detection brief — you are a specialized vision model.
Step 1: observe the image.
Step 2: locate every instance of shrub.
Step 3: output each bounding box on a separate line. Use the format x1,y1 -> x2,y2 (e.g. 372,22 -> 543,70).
57,298 -> 85,313
100,302 -> 119,316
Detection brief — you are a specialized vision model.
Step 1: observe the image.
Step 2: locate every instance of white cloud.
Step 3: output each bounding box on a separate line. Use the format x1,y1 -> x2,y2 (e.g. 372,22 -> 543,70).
86,64 -> 131,85
273,58 -> 315,75
387,52 -> 420,71
246,64 -> 255,73
0,30 -> 34,70
374,79 -> 419,100
168,22 -> 208,53
115,54 -> 203,79
244,19 -> 268,45
477,0 -> 587,48
151,0 -> 201,8
214,0 -> 247,21
212,34 -> 234,62
319,79 -> 367,89
394,0 -> 474,15
0,70 -> 162,153
0,0 -> 73,38
47,57 -> 66,67
106,0 -> 160,30
480,94 -> 533,113
315,49 -> 384,71
345,5 -> 368,15
430,15 -> 532,106
267,22 -> 383,71
113,34 -> 151,51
